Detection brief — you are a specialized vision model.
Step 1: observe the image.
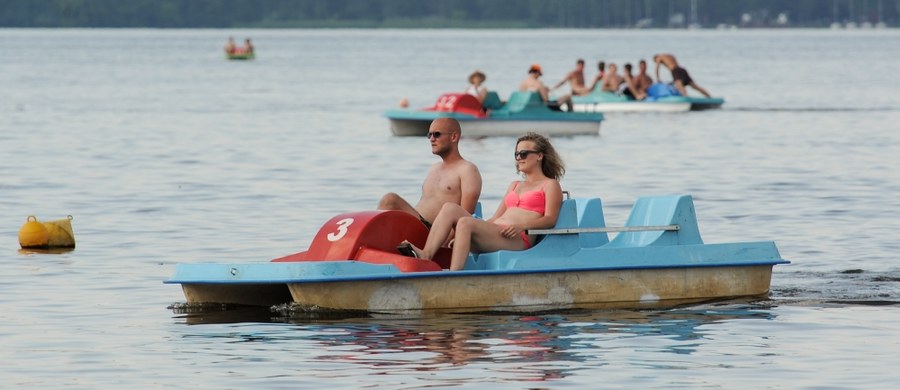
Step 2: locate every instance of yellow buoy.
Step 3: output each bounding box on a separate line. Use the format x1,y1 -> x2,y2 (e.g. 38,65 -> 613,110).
19,216 -> 50,249
43,215 -> 76,248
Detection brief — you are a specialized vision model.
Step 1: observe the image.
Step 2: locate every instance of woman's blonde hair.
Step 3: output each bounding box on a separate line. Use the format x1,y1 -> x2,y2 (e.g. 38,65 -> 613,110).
516,132 -> 565,180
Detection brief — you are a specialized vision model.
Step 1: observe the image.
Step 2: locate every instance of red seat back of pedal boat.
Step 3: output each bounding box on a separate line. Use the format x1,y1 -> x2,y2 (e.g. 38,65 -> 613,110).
273,210 -> 442,272
428,93 -> 486,117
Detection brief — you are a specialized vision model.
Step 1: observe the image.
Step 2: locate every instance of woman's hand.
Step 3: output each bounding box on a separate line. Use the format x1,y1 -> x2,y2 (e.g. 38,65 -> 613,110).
499,224 -> 524,239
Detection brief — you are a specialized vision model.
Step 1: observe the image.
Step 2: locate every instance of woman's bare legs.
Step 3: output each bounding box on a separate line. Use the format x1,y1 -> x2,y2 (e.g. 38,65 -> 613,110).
404,203 -> 471,260
448,217 -> 529,271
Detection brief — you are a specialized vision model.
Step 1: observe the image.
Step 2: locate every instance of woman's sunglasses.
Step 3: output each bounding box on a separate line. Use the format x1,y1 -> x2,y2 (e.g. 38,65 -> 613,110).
515,150 -> 540,160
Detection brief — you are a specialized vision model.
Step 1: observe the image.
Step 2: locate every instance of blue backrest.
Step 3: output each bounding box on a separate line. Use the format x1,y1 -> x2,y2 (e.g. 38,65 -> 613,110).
575,198 -> 609,248
473,202 -> 483,219
505,91 -> 544,112
606,194 -> 703,247
482,91 -> 503,110
467,197 -> 609,270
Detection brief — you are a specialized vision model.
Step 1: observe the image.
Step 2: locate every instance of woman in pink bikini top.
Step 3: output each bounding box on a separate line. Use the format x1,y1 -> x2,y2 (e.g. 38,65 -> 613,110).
397,132 -> 565,271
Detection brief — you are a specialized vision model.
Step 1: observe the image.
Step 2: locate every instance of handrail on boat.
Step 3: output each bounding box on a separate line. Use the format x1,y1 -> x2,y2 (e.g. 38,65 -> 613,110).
528,225 -> 679,235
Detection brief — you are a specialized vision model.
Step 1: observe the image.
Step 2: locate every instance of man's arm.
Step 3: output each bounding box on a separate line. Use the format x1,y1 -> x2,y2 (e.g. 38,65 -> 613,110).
459,164 -> 483,215
552,79 -> 565,90
552,71 -> 573,89
539,85 -> 550,102
655,61 -> 662,82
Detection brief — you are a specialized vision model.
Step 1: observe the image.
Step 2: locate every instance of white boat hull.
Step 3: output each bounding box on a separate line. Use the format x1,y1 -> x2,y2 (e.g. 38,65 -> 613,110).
390,118 -> 601,137
572,102 -> 691,113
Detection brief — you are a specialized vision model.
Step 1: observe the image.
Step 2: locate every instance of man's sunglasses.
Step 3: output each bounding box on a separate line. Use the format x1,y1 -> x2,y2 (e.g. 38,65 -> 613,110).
427,132 -> 444,139
515,150 -> 540,160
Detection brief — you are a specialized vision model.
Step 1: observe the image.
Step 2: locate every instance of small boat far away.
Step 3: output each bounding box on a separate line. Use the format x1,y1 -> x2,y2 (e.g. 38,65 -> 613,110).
226,51 -> 254,60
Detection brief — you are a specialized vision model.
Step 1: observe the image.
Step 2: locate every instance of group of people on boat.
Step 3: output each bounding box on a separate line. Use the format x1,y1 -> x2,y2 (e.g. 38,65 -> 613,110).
463,53 -> 711,112
378,117 -> 564,271
224,36 -> 254,56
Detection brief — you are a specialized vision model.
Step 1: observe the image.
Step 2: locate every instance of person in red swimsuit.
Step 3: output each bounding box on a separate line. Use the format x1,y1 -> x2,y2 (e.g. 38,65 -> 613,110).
398,132 -> 565,271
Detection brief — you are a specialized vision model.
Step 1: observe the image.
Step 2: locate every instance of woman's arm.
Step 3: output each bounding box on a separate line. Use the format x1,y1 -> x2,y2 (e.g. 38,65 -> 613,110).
523,180 -> 564,230
497,180 -> 562,240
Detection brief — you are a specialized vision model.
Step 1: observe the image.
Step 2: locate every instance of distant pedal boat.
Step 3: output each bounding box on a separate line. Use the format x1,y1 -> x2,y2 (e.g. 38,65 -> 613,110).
384,92 -> 604,138
165,194 -> 788,313
226,50 -> 254,60
571,83 -> 724,113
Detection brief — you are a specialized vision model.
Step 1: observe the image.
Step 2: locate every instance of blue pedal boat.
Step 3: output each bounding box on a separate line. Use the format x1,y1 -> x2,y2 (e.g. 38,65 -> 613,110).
384,92 -> 604,137
571,83 -> 725,113
165,195 -> 788,313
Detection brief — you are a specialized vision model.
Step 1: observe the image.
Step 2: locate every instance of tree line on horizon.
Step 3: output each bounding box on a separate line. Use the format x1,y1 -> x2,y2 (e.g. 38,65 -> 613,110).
2,0 -> 897,28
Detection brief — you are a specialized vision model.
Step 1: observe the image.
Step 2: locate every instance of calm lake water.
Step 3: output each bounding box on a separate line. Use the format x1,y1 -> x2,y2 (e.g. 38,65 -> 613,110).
2,28 -> 899,388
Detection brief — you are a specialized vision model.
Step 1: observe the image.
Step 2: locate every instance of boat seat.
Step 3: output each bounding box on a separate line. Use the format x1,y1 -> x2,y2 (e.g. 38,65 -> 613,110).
647,83 -> 681,98
505,91 -> 545,113
606,194 -> 703,247
468,198 -> 608,270
482,91 -> 504,110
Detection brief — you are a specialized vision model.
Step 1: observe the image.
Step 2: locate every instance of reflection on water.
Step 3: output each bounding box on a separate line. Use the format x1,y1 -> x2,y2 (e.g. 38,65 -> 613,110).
17,248 -> 76,255
774,269 -> 900,306
171,303 -> 279,324
173,302 -> 776,382
729,107 -> 900,112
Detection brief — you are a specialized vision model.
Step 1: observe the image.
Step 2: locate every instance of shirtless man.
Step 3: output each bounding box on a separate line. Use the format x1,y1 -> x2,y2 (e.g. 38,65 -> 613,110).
621,63 -> 645,100
653,53 -> 711,97
378,118 -> 482,229
600,63 -> 624,93
553,59 -> 591,96
520,64 -> 572,112
634,60 -> 654,97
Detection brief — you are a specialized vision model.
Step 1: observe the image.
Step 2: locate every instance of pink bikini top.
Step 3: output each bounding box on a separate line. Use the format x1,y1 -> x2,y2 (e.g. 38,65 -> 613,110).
504,181 -> 546,216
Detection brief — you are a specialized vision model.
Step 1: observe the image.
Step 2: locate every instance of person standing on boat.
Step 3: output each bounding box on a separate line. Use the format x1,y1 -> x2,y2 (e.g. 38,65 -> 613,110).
378,117 -> 482,230
653,53 -> 711,98
398,132 -> 564,271
520,64 -> 572,112
224,37 -> 236,54
553,59 -> 591,97
465,70 -> 488,103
